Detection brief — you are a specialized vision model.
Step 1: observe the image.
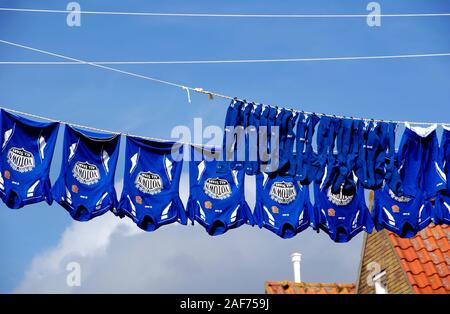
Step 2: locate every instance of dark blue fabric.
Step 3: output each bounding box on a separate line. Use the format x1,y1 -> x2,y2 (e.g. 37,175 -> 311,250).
52,125 -> 120,221
0,109 -> 59,209
118,137 -> 186,231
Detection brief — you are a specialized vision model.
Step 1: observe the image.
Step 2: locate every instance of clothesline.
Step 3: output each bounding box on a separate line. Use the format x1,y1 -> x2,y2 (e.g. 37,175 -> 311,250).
0,38 -> 449,126
1,7 -> 450,18
1,52 -> 450,64
0,105 -> 217,147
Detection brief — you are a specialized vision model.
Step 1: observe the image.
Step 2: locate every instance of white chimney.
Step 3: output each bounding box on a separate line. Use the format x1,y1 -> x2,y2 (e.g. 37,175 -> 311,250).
291,252 -> 302,283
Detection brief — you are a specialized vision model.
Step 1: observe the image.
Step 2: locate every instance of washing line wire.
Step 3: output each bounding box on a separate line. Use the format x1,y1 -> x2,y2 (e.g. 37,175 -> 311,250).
0,105 -> 218,147
1,52 -> 450,64
0,38 -> 449,126
1,7 -> 450,18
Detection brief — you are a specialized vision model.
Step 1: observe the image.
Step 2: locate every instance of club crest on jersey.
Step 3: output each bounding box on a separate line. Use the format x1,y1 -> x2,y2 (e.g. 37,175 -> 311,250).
388,189 -> 411,203
204,178 -> 232,200
135,172 -> 163,195
327,188 -> 354,206
269,181 -> 297,204
7,147 -> 35,173
73,162 -> 100,185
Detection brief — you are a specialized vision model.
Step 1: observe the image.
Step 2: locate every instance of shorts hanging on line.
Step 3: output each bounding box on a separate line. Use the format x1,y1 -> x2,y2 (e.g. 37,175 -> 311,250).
397,124 -> 446,199
0,109 -> 59,209
118,137 -> 186,232
52,125 -> 120,221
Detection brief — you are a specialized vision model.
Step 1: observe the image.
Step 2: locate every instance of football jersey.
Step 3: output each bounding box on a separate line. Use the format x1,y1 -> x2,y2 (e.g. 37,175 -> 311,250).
397,124 -> 447,199
253,171 -> 312,239
373,185 -> 431,237
118,137 -> 186,231
313,177 -> 373,243
187,145 -> 253,236
52,125 -> 120,221
0,109 -> 59,209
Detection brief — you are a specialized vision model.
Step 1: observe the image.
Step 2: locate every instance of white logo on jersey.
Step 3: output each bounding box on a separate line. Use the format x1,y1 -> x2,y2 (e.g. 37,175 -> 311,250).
327,186 -> 354,206
388,189 -> 411,203
135,171 -> 163,195
204,178 -> 232,200
269,181 -> 296,204
7,147 -> 35,172
73,161 -> 100,185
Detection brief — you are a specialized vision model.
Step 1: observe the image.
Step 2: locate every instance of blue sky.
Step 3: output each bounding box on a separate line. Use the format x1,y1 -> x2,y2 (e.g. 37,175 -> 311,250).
0,0 -> 449,293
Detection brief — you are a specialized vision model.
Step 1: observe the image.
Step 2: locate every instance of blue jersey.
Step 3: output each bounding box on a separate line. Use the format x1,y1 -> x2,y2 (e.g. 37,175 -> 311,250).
52,126 -> 120,221
373,186 -> 430,237
118,137 -> 186,232
0,109 -> 59,209
187,145 -> 253,236
397,124 -> 447,199
313,178 -> 373,243
253,171 -> 312,239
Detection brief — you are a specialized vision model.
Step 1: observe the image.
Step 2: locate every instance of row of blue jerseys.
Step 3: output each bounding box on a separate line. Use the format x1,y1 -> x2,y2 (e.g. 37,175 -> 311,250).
220,99 -> 448,198
0,109 -> 449,242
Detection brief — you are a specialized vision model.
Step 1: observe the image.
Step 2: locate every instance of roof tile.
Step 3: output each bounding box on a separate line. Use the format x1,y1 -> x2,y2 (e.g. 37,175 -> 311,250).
388,224 -> 450,294
265,282 -> 356,294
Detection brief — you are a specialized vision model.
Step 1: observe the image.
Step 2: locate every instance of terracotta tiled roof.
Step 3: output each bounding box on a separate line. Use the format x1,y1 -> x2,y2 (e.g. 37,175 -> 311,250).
265,281 -> 356,294
387,224 -> 450,294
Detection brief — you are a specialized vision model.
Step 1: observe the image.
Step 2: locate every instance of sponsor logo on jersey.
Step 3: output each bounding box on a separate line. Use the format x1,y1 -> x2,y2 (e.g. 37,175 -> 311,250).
327,188 -> 354,206
328,208 -> 336,217
204,178 -> 232,200
4,170 -> 11,180
72,184 -> 78,193
73,162 -> 101,185
270,181 -> 296,204
391,204 -> 400,213
135,195 -> 143,204
204,200 -> 213,209
7,147 -> 35,173
135,171 -> 163,195
271,205 -> 279,214
388,189 -> 411,203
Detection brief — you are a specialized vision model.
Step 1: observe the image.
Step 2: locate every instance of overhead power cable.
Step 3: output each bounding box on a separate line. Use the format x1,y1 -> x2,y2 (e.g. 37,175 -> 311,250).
1,52 -> 450,65
1,7 -> 450,18
0,38 -> 449,126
